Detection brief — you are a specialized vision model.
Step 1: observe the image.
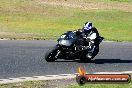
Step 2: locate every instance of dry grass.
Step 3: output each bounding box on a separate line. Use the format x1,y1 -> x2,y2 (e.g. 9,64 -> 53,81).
36,0 -> 132,12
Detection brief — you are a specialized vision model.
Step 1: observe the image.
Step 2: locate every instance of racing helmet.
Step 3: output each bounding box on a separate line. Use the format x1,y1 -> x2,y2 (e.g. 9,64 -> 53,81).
83,22 -> 93,34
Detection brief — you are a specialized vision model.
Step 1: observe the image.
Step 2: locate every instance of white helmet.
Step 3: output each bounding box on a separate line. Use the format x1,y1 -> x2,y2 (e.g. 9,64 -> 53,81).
83,22 -> 93,31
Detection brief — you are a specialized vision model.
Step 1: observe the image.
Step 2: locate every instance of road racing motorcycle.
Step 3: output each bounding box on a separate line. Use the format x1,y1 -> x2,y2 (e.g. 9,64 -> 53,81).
45,30 -> 104,62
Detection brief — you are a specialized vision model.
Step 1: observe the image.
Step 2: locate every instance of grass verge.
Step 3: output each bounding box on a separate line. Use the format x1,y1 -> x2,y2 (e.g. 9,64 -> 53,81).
66,82 -> 132,88
0,0 -> 132,41
0,77 -> 131,88
0,80 -> 46,88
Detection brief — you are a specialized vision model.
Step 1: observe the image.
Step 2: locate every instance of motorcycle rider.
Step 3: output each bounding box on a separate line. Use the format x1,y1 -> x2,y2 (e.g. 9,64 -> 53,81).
83,21 -> 100,46
76,21 -> 100,58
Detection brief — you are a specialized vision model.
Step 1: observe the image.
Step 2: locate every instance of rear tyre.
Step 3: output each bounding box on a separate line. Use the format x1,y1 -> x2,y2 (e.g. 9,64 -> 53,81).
92,46 -> 99,59
80,53 -> 92,62
81,57 -> 91,63
45,46 -> 59,62
84,46 -> 99,62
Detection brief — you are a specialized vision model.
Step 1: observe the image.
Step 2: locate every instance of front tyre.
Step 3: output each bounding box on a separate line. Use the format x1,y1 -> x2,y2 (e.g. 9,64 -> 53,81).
45,46 -> 59,62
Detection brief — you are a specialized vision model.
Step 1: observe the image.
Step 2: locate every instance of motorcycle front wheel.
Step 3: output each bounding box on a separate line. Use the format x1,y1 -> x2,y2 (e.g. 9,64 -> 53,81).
45,46 -> 59,62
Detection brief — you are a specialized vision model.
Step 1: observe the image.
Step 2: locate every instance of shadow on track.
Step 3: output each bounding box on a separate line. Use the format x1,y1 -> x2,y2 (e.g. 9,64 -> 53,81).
91,59 -> 132,64
55,59 -> 132,64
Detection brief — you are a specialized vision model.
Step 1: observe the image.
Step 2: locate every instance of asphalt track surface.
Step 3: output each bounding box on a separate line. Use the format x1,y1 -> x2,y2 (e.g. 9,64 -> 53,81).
0,40 -> 132,79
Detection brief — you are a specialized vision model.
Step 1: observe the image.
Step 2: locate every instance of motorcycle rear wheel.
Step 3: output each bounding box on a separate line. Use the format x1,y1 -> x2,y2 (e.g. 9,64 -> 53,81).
81,57 -> 92,62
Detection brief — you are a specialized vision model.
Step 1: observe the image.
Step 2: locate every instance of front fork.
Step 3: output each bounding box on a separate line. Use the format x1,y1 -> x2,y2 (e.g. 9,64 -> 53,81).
54,44 -> 62,58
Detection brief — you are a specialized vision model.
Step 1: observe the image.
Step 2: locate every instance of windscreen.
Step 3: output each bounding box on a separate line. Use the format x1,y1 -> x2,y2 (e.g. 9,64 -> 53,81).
67,32 -> 76,39
60,32 -> 76,39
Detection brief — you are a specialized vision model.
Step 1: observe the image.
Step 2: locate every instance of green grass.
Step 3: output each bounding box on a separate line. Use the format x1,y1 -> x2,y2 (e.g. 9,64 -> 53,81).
0,79 -> 131,88
66,82 -> 132,88
0,0 -> 132,41
0,81 -> 45,88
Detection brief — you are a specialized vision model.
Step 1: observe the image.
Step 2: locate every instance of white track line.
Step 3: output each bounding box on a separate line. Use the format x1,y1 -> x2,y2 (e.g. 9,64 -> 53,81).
0,71 -> 132,84
94,71 -> 132,74
0,74 -> 76,84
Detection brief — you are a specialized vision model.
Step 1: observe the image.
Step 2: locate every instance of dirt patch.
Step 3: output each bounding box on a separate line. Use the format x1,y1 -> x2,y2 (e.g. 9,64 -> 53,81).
0,32 -> 46,40
43,78 -> 76,88
36,0 -> 132,12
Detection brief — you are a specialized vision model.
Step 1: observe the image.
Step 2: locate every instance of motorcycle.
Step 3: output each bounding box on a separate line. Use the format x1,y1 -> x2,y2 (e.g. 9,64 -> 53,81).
45,30 -> 104,62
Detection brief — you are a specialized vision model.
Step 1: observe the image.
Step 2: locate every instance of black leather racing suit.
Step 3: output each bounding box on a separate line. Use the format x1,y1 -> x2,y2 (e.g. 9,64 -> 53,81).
84,27 -> 99,47
76,27 -> 100,47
